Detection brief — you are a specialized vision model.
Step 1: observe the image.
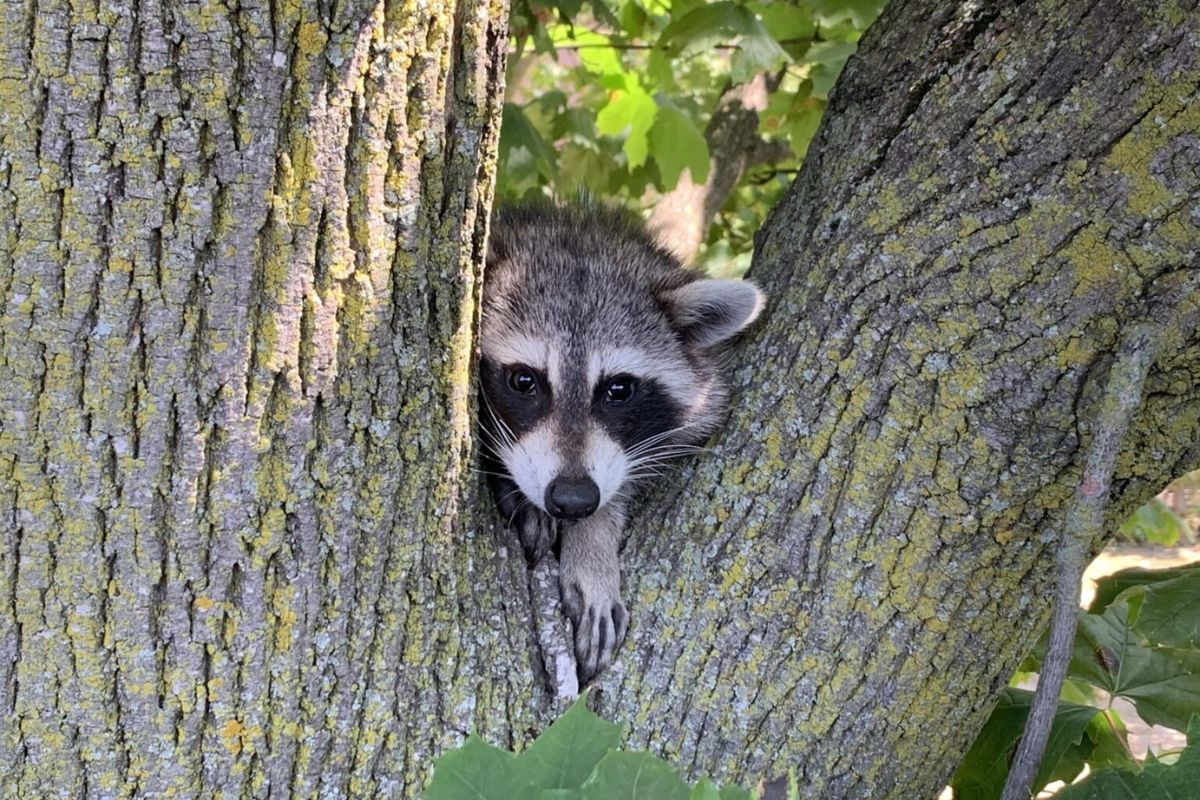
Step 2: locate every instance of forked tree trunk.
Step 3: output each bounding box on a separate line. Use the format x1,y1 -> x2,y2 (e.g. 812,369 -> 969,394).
1,1 -> 1198,799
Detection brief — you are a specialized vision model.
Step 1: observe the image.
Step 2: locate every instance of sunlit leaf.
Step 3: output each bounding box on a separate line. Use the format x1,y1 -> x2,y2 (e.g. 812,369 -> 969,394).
425,736 -> 534,800
596,86 -> 658,167
648,104 -> 710,188
1072,600 -> 1200,732
1054,716 -> 1200,799
949,688 -> 1110,800
580,751 -> 690,800
1119,498 -> 1193,546
517,695 -> 624,791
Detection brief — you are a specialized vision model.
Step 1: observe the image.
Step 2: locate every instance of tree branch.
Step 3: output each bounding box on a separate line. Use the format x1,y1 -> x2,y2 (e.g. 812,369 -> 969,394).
1002,323 -> 1162,800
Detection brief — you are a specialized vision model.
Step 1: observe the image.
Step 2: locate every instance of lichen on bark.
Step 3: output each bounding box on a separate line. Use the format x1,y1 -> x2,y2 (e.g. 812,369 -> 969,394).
1,0 -> 1198,798
603,1 -> 1200,796
0,0 -> 522,796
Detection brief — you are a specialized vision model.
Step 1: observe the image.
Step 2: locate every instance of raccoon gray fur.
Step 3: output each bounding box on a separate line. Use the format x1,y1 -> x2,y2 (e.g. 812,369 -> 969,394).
480,201 -> 764,684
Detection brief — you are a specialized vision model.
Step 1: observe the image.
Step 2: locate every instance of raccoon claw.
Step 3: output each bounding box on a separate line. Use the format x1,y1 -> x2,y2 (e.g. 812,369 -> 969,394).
562,580 -> 628,684
516,509 -> 555,564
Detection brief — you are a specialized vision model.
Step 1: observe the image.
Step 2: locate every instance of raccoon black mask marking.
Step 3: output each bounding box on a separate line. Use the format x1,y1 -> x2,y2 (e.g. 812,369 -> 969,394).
480,201 -> 764,684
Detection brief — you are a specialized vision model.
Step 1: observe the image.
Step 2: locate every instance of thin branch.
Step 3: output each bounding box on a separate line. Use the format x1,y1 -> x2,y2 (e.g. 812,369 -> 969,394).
1000,322 -> 1162,800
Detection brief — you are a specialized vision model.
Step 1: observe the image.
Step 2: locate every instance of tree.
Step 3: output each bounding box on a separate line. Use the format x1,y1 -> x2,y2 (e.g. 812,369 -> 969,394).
2,2 -> 1198,800
0,1 -> 511,795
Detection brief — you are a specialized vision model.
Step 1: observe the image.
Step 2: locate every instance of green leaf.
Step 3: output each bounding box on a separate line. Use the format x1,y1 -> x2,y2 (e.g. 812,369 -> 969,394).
1089,565 -> 1200,614
549,0 -> 583,21
588,0 -> 622,30
648,104 -> 710,188
1125,566 -> 1200,648
1054,715 -> 1200,799
658,2 -> 788,81
718,783 -> 755,800
801,0 -> 886,29
802,41 -> 858,99
517,695 -> 624,791
729,7 -> 789,83
1072,600 -> 1200,731
580,751 -> 690,800
425,736 -> 534,800
1084,708 -> 1140,772
619,1 -> 649,38
1119,498 -> 1193,545
785,105 -> 823,159
554,107 -> 597,141
751,2 -> 816,43
659,2 -> 744,57
690,778 -> 722,800
567,31 -> 626,79
501,103 -> 557,179
691,778 -> 753,800
596,86 -> 658,167
949,688 -> 1106,800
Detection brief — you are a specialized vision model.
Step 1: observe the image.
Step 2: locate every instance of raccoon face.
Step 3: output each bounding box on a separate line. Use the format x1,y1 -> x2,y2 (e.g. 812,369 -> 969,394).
480,276 -> 763,522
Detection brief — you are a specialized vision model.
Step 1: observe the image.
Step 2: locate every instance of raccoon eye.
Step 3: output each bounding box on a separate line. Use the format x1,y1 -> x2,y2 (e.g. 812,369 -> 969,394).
507,367 -> 538,396
604,375 -> 637,404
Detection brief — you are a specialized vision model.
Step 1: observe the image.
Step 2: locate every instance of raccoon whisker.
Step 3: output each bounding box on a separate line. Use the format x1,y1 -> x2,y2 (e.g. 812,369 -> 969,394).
628,443 -> 710,455
474,423 -> 521,463
480,392 -> 518,448
469,466 -> 513,480
504,494 -> 531,529
624,423 -> 711,458
624,472 -> 669,482
472,427 -> 508,455
626,447 -> 709,467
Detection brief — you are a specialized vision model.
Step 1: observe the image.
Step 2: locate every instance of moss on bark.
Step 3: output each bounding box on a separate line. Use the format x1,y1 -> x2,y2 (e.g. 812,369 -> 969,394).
2,0 -> 1198,798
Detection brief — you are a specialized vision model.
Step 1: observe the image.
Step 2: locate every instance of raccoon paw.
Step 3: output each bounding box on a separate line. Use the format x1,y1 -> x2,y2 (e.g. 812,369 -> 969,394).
562,579 -> 628,684
516,508 -> 556,565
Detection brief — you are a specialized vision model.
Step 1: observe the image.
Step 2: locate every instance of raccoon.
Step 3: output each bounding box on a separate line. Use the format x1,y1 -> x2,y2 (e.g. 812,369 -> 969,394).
479,201 -> 764,683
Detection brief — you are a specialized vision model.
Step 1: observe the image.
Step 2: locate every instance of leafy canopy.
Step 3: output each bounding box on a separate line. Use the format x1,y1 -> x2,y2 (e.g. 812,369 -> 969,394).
499,0 -> 885,271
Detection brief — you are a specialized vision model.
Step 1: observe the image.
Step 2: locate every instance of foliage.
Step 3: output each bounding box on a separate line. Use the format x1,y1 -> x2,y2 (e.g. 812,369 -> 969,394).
499,0 -> 885,269
1118,498 -> 1194,546
425,694 -> 756,799
1053,717 -> 1200,799
952,561 -> 1200,798
952,689 -> 1135,799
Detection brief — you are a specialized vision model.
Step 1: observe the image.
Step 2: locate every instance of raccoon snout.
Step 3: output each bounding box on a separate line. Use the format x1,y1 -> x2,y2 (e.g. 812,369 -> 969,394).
545,476 -> 600,520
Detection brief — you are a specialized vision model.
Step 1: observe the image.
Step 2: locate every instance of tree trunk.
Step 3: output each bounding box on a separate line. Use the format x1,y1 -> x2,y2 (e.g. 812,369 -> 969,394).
604,0 -> 1200,796
2,2 -> 1199,800
0,0 -> 515,796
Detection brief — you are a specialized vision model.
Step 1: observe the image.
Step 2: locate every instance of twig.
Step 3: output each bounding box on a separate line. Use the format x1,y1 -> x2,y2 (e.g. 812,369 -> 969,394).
1000,323 -> 1160,800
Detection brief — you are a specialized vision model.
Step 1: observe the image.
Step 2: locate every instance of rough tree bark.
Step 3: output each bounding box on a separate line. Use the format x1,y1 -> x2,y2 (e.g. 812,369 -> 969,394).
1,3 -> 1198,800
0,0 -> 516,795
606,0 -> 1200,796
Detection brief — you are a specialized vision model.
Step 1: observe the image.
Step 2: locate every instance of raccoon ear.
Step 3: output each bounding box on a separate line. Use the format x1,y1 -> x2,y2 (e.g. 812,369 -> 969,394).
662,279 -> 765,348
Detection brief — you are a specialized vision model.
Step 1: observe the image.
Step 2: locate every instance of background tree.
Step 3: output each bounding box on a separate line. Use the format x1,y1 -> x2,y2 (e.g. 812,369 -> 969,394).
2,3 -> 1198,800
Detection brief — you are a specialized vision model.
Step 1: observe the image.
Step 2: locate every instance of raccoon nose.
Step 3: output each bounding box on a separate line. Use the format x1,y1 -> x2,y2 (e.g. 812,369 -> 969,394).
545,476 -> 600,520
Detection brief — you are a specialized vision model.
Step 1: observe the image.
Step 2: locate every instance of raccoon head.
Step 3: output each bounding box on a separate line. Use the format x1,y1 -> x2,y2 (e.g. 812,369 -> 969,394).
480,203 -> 764,521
